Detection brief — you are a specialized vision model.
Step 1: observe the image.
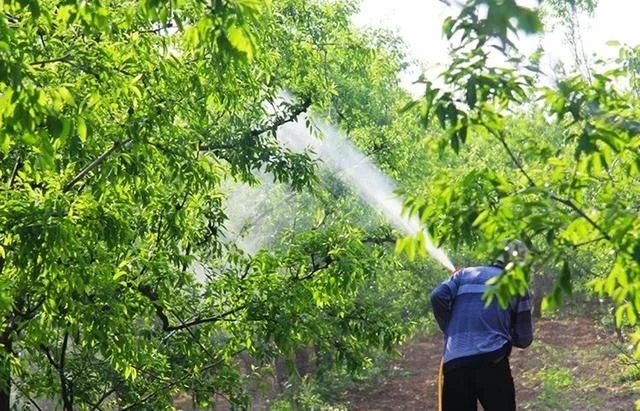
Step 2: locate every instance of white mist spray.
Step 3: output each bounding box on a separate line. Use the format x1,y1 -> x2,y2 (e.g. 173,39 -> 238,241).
277,111 -> 456,272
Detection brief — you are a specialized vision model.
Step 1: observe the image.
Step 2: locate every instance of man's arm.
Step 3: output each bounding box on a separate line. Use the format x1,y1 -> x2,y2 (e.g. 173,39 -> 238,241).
430,277 -> 458,333
511,291 -> 534,348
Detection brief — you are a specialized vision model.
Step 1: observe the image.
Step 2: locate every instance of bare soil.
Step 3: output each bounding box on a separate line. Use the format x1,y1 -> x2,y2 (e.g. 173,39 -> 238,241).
341,316 -> 639,411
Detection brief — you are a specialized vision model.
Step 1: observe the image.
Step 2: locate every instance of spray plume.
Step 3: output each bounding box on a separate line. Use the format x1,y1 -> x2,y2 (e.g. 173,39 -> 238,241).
277,110 -> 455,272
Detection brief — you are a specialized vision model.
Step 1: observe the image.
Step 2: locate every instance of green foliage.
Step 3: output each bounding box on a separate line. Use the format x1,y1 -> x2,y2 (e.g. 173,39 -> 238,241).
400,0 -> 640,357
6,0 -> 640,407
0,0 -> 443,408
617,354 -> 640,384
534,366 -> 574,389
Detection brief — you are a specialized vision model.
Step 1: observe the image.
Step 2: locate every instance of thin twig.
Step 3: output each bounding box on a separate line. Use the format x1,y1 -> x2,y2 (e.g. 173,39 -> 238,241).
92,388 -> 117,411
5,12 -> 20,24
486,126 -> 536,187
571,236 -> 608,248
30,52 -> 71,66
12,382 -> 44,411
199,97 -> 311,152
7,156 -> 20,188
486,124 -> 613,242
297,256 -> 331,281
170,309 -> 217,360
166,304 -> 247,332
548,194 -> 611,241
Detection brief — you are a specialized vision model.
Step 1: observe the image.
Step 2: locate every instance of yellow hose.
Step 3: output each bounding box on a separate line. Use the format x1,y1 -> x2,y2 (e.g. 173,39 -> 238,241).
437,359 -> 443,411
438,268 -> 457,411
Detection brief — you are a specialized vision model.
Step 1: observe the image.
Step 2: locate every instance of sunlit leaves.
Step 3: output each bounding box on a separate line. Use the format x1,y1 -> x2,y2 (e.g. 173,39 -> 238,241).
484,264 -> 530,309
399,0 -> 640,342
0,0 -> 440,407
441,0 -> 542,52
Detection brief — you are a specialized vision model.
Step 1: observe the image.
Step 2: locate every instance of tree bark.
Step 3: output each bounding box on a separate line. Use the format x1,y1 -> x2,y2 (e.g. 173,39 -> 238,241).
0,336 -> 12,410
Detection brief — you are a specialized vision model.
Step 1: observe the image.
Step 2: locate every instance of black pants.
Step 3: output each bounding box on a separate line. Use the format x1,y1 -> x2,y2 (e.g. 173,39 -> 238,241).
442,356 -> 515,411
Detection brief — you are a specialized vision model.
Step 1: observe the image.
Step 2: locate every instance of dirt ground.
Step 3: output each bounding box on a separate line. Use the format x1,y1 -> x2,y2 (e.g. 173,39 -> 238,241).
341,316 -> 639,411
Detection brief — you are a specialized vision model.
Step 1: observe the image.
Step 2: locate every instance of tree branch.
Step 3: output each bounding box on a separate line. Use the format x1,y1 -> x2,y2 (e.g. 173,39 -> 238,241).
138,23 -> 174,35
198,97 -> 312,152
571,236 -> 608,248
40,345 -> 57,369
12,382 -> 43,411
255,98 -> 312,136
40,335 -> 73,411
59,332 -> 73,411
134,190 -> 193,331
548,194 -> 612,241
7,156 -> 21,188
63,140 -> 129,192
486,126 -> 536,187
362,235 -> 396,245
30,52 -> 71,66
486,124 -> 613,242
2,298 -> 44,341
92,387 -> 117,411
297,254 -> 333,281
5,12 -> 20,24
137,284 -> 170,331
169,309 -> 217,360
165,304 -> 247,332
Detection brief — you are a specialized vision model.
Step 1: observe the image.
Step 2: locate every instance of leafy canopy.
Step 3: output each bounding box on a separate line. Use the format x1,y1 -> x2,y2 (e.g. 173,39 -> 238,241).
403,0 -> 640,353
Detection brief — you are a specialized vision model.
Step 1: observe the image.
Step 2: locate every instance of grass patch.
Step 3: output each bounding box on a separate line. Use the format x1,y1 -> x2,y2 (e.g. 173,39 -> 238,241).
531,367 -> 574,409
518,320 -> 639,410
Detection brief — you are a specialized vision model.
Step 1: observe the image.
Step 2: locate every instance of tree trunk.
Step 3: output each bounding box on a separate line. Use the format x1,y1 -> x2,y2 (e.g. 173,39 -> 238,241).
532,291 -> 543,319
611,305 -> 625,343
0,337 -> 12,410
531,268 -> 554,319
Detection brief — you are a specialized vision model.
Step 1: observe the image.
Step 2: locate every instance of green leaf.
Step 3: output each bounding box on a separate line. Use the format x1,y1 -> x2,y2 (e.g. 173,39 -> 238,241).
226,25 -> 255,60
458,124 -> 468,144
435,104 -> 446,128
77,118 -> 87,143
615,305 -> 625,328
466,77 -> 477,109
22,133 -> 38,146
627,304 -> 638,326
442,16 -> 455,39
515,8 -> 542,34
0,133 -> 11,154
472,209 -> 490,227
399,99 -> 419,114
450,133 -> 460,154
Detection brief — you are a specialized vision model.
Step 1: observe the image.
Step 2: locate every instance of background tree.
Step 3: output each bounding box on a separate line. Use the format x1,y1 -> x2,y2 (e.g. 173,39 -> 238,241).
545,0 -> 598,81
403,0 -> 640,355
0,0 -> 447,408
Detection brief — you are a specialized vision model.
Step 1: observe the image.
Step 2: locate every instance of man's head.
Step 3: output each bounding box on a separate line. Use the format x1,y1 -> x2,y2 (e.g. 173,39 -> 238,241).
495,239 -> 529,266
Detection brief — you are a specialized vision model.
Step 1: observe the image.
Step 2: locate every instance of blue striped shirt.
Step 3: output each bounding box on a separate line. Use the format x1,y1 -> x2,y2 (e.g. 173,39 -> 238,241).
430,265 -> 533,364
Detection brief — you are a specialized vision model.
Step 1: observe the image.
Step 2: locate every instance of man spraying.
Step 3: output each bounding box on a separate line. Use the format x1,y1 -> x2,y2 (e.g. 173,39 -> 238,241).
430,240 -> 534,411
